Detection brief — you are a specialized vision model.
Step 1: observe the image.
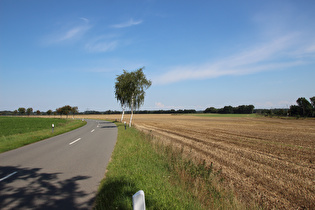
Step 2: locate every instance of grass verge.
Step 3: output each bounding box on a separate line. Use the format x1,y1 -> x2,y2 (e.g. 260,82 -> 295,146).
93,123 -> 241,209
0,116 -> 86,153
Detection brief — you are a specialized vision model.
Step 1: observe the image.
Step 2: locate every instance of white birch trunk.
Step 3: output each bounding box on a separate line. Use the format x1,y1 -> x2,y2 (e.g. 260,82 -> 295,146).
121,107 -> 125,122
129,97 -> 134,127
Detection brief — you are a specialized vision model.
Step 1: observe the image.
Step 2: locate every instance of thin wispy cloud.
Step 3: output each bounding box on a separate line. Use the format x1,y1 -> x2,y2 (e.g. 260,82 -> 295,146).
111,18 -> 143,28
85,40 -> 118,53
153,5 -> 315,86
57,26 -> 89,42
154,33 -> 315,85
43,18 -> 91,44
80,17 -> 89,23
85,35 -> 119,53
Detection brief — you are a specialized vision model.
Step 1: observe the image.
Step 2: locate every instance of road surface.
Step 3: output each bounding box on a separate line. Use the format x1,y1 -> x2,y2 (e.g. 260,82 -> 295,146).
0,119 -> 117,210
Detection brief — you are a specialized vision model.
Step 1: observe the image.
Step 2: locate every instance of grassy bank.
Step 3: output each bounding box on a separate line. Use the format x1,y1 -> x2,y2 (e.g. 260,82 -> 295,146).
94,123 -> 240,209
0,116 -> 86,153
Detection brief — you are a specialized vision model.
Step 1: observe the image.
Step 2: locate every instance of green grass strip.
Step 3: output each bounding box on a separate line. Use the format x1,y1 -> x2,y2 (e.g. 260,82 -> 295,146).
0,117 -> 86,153
93,123 -> 205,210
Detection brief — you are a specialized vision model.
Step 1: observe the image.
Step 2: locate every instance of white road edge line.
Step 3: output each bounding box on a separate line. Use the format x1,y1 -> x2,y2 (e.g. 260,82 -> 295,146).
91,129 -> 95,132
0,171 -> 17,182
69,138 -> 81,145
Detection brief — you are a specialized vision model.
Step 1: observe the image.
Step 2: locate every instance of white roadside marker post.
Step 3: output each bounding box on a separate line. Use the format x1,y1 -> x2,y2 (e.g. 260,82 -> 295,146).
52,124 -> 54,133
132,190 -> 146,210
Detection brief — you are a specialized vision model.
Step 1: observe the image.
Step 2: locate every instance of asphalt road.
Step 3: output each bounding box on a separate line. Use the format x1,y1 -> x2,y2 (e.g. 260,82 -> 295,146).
0,119 -> 117,210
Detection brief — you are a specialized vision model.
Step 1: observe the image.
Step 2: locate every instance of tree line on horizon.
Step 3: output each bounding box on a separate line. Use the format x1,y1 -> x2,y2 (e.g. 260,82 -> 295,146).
1,97 -> 314,118
256,96 -> 315,117
1,105 -> 79,118
204,105 -> 255,114
203,97 -> 315,117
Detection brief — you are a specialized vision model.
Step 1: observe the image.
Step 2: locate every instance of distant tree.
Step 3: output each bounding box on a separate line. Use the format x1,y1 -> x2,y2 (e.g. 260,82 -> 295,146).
310,96 -> 315,117
56,108 -> 62,117
219,106 -> 233,114
274,109 -> 287,116
13,110 -> 18,115
183,109 -> 196,113
26,108 -> 33,116
71,106 -> 78,118
241,105 -> 254,114
18,107 -> 26,115
115,67 -> 152,126
36,110 -> 41,115
204,107 -> 217,113
296,97 -> 313,117
47,110 -> 52,116
61,105 -> 72,118
233,105 -> 255,114
310,96 -> 315,109
247,105 -> 255,114
289,105 -> 302,116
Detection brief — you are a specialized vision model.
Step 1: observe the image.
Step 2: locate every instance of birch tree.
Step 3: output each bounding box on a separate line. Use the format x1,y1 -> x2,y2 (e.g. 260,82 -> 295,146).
115,71 -> 129,122
115,67 -> 151,126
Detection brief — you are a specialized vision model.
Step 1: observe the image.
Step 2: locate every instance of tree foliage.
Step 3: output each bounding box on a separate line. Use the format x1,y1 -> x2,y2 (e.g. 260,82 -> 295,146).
46,110 -> 52,116
71,106 -> 78,117
309,96 -> 315,109
26,108 -> 33,116
115,67 -> 152,125
115,68 -> 152,110
204,105 -> 254,114
18,107 -> 26,115
204,107 -> 218,113
56,105 -> 77,118
297,97 -> 313,117
289,97 -> 314,117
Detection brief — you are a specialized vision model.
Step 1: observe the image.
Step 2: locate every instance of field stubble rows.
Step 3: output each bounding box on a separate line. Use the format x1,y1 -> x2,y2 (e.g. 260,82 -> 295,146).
79,114 -> 315,209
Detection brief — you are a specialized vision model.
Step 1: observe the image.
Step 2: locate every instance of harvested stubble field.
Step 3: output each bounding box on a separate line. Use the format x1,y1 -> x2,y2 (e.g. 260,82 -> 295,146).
80,114 -> 315,209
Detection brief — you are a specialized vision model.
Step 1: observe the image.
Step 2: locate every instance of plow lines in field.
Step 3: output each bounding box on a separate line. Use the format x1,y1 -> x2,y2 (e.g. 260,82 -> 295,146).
79,114 -> 315,209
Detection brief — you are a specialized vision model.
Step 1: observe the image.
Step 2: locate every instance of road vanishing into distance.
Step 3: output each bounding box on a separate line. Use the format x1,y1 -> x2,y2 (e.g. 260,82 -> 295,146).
0,119 -> 117,210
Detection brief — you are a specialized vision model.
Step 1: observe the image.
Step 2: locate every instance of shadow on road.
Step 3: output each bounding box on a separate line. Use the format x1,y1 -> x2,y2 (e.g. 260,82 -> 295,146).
0,166 -> 94,210
98,121 -> 117,129
100,125 -> 117,129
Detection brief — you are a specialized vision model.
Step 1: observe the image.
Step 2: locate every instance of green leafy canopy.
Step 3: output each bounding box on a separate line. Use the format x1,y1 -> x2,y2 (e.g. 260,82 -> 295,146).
115,67 -> 152,110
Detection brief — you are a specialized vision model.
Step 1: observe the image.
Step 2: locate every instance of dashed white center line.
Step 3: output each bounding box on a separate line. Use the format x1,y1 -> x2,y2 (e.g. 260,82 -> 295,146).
0,171 -> 17,182
91,129 -> 95,132
69,138 -> 81,145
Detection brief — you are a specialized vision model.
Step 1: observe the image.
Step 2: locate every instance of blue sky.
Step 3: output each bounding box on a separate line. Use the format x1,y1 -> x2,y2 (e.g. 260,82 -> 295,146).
1,0 -> 315,112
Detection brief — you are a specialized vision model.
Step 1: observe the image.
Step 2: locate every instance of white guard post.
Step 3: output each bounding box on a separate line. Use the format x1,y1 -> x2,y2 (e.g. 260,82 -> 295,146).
132,190 -> 146,210
52,124 -> 55,133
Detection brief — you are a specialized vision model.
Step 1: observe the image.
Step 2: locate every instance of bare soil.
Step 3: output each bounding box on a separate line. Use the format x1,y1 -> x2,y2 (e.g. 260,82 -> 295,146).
80,114 -> 315,209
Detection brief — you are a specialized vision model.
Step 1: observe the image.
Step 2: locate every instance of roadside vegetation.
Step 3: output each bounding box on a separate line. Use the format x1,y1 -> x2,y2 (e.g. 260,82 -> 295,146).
0,116 -> 86,153
94,122 -> 241,209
